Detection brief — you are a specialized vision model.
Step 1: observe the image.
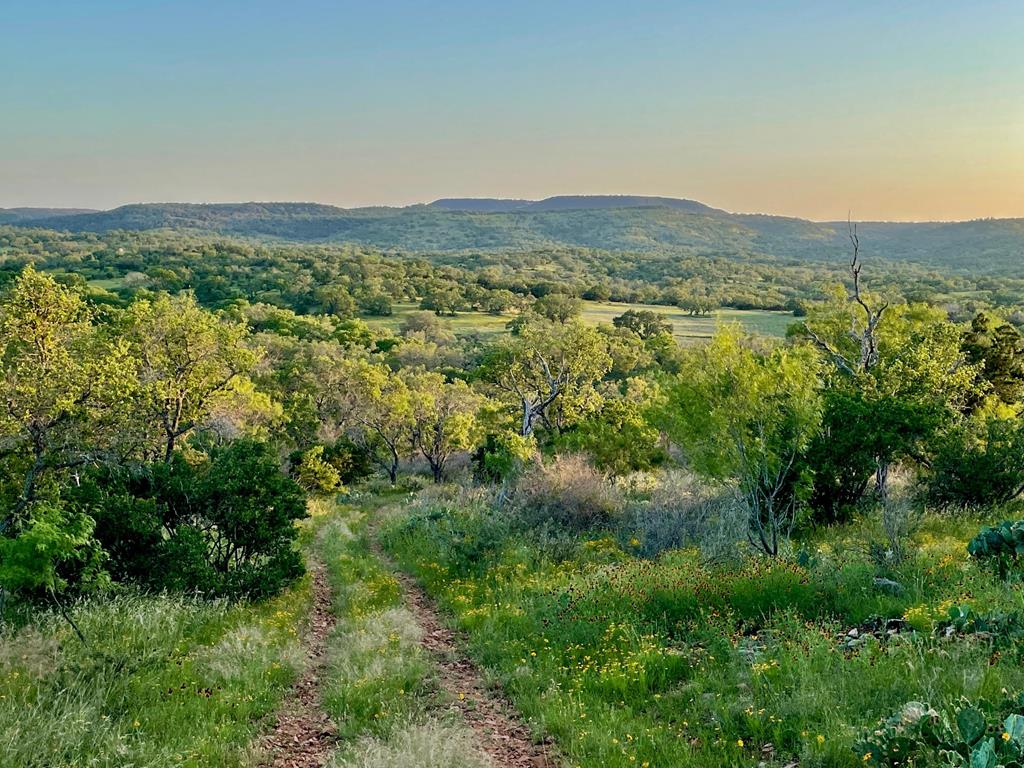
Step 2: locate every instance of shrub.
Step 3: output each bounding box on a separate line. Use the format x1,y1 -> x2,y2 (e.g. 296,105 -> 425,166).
927,419 -> 1024,509
323,437 -> 375,484
0,501 -> 106,599
553,398 -> 665,474
471,432 -> 536,483
628,471 -> 745,561
872,494 -> 924,567
512,454 -> 624,531
968,520 -> 1024,579
294,445 -> 342,493
78,440 -> 308,599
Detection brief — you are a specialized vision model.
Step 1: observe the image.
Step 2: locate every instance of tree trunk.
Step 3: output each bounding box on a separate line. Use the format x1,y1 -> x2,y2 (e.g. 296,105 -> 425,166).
875,458 -> 890,502
520,399 -> 533,437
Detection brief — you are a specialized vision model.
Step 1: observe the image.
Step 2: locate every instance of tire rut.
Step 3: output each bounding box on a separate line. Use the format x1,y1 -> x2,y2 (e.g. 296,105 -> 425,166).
259,561 -> 338,768
375,541 -> 557,768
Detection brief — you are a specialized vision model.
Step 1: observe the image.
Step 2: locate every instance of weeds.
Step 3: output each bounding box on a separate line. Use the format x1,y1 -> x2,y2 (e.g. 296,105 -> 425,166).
383,490 -> 1024,768
0,586 -> 309,767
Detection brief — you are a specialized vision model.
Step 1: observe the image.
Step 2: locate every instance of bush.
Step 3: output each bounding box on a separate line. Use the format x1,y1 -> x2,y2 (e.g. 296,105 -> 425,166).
323,437 -> 375,484
927,419 -> 1024,509
552,398 -> 665,474
512,454 -> 624,531
0,501 -> 106,599
293,445 -> 342,493
872,494 -> 924,568
628,471 -> 746,561
471,432 -> 536,483
77,440 -> 308,599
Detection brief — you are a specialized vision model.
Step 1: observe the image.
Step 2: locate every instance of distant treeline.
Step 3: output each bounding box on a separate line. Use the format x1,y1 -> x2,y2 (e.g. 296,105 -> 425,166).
2,226 -> 1022,322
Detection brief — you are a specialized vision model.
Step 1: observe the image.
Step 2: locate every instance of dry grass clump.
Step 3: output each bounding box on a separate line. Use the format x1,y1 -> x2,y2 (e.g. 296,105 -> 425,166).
630,469 -> 746,561
0,623 -> 61,683
332,721 -> 491,768
199,623 -> 303,684
512,453 -> 624,531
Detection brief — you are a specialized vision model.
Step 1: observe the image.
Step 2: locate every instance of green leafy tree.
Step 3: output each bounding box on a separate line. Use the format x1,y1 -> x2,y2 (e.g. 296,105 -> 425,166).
554,393 -> 664,474
533,294 -> 583,324
125,293 -> 260,461
477,320 -> 612,437
800,239 -> 978,505
612,309 -> 672,339
927,418 -> 1024,508
337,358 -> 415,483
419,283 -> 463,316
0,268 -> 135,516
659,328 -> 823,556
314,284 -> 357,318
0,269 -> 133,602
293,444 -> 342,493
79,440 -> 307,599
961,312 -> 1024,413
405,371 -> 485,482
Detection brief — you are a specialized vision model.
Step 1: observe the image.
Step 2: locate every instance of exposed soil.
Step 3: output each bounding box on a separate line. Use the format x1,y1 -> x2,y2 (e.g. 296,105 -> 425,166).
259,562 -> 338,768
389,564 -> 558,768
262,533 -> 555,767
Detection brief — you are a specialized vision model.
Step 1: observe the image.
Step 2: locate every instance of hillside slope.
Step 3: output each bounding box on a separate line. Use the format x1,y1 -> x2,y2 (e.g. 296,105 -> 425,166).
14,198 -> 1024,273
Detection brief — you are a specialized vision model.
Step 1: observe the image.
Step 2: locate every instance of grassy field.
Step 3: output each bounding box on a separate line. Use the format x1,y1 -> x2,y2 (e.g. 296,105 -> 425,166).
0,494 -> 498,768
380,486 -> 1024,768
363,301 -> 795,342
0,577 -> 310,766
6,481 -> 1024,768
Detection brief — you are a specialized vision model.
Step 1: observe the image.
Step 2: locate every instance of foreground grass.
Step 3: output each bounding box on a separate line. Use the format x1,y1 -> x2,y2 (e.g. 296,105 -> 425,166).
314,492 -> 488,768
381,489 -> 1024,768
0,581 -> 310,767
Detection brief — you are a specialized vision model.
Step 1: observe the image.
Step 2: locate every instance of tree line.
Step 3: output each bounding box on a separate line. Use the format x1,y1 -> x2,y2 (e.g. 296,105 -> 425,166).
3,238 -> 1024,616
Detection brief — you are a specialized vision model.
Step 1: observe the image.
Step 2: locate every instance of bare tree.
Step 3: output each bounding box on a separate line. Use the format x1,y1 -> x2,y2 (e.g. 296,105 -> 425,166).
803,217 -> 889,375
803,216 -> 893,498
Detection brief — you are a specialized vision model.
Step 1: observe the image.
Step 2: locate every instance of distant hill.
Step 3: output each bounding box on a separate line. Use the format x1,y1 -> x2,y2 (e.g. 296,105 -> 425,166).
0,207 -> 97,224
429,195 -> 720,214
11,198 -> 1024,274
430,198 -> 534,213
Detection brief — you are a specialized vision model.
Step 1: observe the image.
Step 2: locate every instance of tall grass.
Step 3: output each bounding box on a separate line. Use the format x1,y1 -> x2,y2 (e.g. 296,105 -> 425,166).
316,499 -> 491,768
0,580 -> 310,766
382,492 -> 1024,768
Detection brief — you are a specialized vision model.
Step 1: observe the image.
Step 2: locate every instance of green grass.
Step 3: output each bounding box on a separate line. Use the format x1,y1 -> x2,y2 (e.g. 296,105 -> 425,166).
314,493 -> 490,768
0,583 -> 310,767
380,489 -> 1024,768
87,277 -> 127,291
362,301 -> 795,342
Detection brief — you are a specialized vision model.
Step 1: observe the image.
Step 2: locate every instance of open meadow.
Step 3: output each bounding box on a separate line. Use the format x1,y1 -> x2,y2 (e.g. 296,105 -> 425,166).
362,301 -> 795,343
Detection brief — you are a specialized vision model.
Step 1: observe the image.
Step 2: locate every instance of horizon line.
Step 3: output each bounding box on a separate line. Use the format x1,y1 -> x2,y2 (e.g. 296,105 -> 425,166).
4,195 -> 1023,226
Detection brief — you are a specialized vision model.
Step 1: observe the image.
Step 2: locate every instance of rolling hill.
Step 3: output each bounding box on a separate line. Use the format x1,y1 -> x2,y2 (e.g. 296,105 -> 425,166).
10,197 -> 1024,274
0,207 -> 97,224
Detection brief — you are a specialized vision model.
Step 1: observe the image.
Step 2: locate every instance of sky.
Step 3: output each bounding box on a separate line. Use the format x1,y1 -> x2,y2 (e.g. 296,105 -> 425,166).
2,1 -> 1023,221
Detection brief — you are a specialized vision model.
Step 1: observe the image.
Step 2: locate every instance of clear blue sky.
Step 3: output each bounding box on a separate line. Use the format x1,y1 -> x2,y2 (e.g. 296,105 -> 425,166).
3,0 -> 1023,220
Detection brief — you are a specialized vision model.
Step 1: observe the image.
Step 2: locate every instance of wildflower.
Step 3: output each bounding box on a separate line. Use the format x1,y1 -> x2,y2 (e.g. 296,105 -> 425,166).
1003,732 -> 1012,742
863,753 -> 872,762
737,739 -> 744,747
817,735 -> 825,745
